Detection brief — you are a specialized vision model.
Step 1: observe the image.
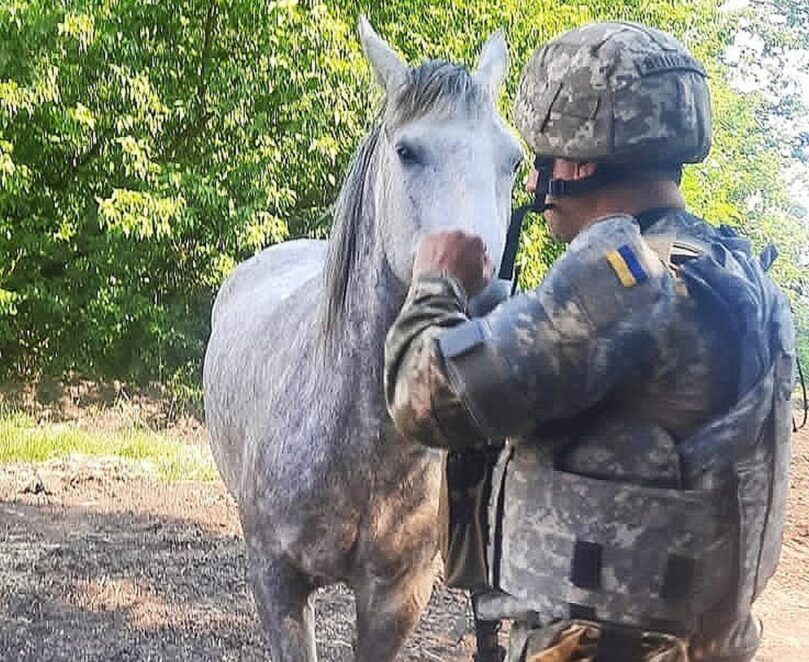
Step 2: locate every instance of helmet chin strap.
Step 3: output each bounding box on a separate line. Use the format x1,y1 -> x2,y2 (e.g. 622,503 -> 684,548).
498,155 -> 621,283
536,154 -> 628,199
497,166 -> 548,282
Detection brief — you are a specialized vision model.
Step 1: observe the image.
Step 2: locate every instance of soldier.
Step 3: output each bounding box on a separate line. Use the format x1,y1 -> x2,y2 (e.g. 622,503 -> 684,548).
384,21 -> 795,662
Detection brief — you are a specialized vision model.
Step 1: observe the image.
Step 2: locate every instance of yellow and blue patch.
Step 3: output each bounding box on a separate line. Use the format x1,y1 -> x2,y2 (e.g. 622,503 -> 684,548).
606,244 -> 649,287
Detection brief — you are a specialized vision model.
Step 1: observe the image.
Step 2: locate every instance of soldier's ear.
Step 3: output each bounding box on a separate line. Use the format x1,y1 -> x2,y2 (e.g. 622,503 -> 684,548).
474,30 -> 508,97
359,16 -> 407,96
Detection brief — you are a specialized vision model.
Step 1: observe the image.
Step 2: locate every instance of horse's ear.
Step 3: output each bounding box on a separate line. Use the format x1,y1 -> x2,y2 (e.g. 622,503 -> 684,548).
359,16 -> 407,95
474,29 -> 509,96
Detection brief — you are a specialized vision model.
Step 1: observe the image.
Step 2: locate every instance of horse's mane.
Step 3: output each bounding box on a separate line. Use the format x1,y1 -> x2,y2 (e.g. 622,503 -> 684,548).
321,60 -> 487,337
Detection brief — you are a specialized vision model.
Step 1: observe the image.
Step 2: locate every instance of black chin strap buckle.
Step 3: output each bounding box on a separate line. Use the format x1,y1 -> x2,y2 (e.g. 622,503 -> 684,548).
497,201 -> 539,282
496,158 -> 549,284
534,155 -> 553,210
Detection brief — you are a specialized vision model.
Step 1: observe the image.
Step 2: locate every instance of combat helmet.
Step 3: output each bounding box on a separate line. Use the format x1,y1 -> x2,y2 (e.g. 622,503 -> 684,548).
515,22 -> 711,198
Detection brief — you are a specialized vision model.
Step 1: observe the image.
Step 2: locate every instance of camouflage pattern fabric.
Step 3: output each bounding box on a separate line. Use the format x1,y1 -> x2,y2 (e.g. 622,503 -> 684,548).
383,272 -> 488,452
495,432 -> 736,627
383,208 -> 772,660
385,212 -> 734,449
513,22 -> 711,164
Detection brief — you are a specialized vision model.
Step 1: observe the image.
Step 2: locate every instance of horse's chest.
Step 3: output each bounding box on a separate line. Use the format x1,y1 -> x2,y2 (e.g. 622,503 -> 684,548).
361,449 -> 442,552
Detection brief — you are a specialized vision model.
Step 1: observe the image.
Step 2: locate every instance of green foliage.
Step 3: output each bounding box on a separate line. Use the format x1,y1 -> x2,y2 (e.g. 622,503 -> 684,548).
0,410 -> 217,481
0,0 -> 369,382
0,0 -> 806,384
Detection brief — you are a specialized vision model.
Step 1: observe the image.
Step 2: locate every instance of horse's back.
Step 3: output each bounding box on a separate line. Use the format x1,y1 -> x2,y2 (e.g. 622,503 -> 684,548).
210,239 -> 327,328
204,238 -> 326,495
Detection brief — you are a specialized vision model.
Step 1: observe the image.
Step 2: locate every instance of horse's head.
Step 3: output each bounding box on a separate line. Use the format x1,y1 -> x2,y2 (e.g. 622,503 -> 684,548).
323,20 -> 522,335
361,18 -> 522,284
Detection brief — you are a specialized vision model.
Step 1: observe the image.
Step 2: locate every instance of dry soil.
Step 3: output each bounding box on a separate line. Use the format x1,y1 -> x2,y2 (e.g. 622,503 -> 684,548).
1,428 -> 807,661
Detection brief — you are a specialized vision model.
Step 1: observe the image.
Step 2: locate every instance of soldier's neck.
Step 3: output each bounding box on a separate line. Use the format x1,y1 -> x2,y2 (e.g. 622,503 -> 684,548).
581,179 -> 685,232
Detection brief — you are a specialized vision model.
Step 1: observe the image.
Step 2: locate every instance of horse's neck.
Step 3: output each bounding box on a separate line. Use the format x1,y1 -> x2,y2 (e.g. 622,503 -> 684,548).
337,256 -> 407,373
317,216 -> 434,469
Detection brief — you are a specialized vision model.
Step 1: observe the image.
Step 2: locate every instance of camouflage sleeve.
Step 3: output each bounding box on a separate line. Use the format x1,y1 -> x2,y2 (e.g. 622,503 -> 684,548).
384,273 -> 489,451
385,216 -> 677,448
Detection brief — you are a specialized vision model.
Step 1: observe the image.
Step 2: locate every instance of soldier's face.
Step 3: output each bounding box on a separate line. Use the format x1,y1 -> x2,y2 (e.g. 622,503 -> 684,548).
526,159 -> 596,243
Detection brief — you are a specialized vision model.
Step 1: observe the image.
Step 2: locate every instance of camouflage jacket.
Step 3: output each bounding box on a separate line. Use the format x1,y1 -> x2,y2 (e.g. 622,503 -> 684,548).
384,208 -> 792,659
384,211 -> 737,459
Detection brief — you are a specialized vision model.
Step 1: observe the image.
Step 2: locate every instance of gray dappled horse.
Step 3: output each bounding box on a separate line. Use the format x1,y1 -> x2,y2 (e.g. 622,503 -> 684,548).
203,19 -> 522,662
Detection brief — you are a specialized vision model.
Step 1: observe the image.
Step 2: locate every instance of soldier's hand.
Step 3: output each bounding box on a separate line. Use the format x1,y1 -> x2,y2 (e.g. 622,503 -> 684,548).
413,230 -> 494,296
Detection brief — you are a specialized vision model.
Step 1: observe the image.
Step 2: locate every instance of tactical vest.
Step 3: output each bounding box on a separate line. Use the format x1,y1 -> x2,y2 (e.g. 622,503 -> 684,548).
465,226 -> 795,634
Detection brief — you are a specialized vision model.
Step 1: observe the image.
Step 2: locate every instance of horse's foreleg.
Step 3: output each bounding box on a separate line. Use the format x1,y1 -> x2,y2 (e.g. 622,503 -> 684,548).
248,555 -> 317,662
354,564 -> 435,662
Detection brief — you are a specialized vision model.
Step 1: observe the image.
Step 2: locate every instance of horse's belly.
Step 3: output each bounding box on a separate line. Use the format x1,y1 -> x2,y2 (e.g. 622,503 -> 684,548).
240,446 -> 442,584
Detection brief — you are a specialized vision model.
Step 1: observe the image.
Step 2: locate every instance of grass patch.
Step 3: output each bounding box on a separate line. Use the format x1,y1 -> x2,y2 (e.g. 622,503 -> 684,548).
0,411 -> 218,482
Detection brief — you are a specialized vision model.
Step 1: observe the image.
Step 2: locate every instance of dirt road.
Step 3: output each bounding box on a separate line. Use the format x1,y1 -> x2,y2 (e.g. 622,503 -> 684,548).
1,430 -> 807,661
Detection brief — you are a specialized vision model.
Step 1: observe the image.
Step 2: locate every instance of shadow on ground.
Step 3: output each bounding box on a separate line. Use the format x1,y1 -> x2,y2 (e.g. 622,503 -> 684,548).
1,499 -> 272,661
4,426 -> 807,661
0,475 -> 472,661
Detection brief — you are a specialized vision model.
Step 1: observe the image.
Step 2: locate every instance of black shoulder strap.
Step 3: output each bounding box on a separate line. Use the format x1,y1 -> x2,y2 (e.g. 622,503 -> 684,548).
634,206 -> 682,234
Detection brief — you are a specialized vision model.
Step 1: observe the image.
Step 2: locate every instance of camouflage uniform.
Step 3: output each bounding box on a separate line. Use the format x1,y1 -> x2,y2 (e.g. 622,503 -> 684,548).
385,21 -> 794,662
386,214 -> 791,662
386,212 -> 733,450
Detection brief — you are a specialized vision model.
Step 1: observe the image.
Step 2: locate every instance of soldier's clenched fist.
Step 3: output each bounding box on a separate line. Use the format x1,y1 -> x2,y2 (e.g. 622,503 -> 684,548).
412,230 -> 494,296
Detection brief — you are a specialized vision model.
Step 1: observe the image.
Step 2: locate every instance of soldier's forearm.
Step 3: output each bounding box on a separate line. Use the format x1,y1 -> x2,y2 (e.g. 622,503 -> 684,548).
384,275 -> 489,450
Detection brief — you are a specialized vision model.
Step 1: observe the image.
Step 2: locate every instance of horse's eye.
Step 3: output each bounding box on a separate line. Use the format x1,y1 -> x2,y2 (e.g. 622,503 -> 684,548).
395,143 -> 419,164
511,157 -> 524,175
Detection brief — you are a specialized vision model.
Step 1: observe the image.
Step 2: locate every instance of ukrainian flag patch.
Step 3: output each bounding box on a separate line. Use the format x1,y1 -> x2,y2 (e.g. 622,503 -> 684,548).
606,244 -> 649,287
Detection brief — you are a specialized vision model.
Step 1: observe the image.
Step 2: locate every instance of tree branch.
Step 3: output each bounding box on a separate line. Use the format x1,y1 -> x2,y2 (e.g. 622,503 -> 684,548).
165,3 -> 218,160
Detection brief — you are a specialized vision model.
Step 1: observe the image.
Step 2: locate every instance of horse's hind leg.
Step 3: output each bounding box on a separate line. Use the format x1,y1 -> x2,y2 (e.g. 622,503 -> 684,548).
248,555 -> 317,662
354,564 -> 435,662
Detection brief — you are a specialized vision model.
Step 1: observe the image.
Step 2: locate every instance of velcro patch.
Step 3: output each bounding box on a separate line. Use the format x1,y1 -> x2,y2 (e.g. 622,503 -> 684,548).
438,320 -> 485,359
606,245 -> 649,287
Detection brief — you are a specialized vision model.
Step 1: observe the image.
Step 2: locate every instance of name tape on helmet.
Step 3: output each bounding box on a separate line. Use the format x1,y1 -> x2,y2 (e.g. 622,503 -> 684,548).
637,53 -> 707,78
